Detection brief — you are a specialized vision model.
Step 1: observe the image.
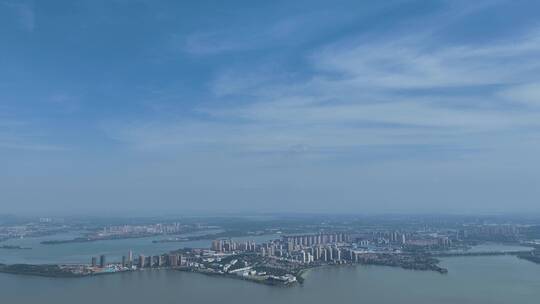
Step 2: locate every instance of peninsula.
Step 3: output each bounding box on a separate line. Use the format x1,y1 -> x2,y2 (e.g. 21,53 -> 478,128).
0,232 -> 452,286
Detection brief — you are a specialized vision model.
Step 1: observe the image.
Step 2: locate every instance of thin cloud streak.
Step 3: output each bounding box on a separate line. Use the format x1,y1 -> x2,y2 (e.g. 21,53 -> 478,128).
0,116 -> 66,152
106,25 -> 540,160
2,0 -> 35,32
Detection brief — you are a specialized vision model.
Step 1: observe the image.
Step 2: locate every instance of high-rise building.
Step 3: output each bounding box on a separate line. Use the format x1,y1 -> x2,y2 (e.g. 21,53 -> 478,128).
138,255 -> 145,268
211,240 -> 223,252
287,240 -> 294,252
122,256 -> 126,267
179,255 -> 185,266
128,250 -> 133,266
99,255 -> 106,268
91,257 -> 97,267
169,254 -> 178,267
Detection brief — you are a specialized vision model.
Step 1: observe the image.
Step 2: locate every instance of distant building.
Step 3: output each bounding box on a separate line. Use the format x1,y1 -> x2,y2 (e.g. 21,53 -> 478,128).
211,240 -> 223,252
91,257 -> 97,267
139,255 -> 145,268
169,254 -> 179,267
99,255 -> 106,268
155,255 -> 164,267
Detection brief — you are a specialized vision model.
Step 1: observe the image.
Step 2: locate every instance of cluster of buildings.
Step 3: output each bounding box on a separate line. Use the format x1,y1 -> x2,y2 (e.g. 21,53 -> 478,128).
209,233 -> 352,263
211,239 -> 257,253
461,224 -> 520,241
87,228 -> 463,275
208,233 -> 357,264
77,228 -> 459,280
0,222 -> 67,242
78,224 -> 525,280
99,223 -> 185,237
90,250 -> 187,272
207,230 -> 462,266
283,233 -> 350,248
350,230 -> 457,249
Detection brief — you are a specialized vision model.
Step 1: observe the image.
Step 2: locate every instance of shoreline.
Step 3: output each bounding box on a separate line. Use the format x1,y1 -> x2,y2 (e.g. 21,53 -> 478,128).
174,268 -> 298,287
5,254 -> 538,285
2,241 -> 537,287
0,257 -> 448,284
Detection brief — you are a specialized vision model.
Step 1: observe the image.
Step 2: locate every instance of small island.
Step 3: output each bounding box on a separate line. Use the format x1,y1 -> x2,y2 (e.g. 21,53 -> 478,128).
39,223 -> 202,245
0,245 -> 32,250
517,250 -> 540,264
0,264 -> 80,277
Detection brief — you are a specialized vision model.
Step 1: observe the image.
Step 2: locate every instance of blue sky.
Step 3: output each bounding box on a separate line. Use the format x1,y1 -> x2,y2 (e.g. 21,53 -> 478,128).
1,0 -> 540,215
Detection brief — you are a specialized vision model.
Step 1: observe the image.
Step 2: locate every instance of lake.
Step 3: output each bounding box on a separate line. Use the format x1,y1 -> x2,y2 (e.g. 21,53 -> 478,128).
1,237 -> 539,303
0,232 -> 279,264
1,255 -> 539,304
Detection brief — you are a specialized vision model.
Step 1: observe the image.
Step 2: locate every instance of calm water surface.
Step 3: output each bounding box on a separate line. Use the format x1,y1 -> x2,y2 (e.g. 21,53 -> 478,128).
1,255 -> 539,304
0,232 -> 278,264
1,240 -> 539,303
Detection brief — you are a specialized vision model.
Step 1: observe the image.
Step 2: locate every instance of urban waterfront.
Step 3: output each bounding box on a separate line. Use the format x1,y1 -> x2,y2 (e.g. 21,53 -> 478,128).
1,255 -> 539,304
3,216 -> 540,288
0,232 -> 279,265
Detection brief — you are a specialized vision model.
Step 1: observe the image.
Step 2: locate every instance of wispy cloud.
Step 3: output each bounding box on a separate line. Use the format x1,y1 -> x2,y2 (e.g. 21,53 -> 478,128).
48,92 -> 82,113
312,30 -> 540,90
0,115 -> 65,152
0,141 -> 66,151
181,9 -> 360,55
106,3 -> 540,164
2,0 -> 35,32
499,83 -> 540,107
4,0 -> 540,213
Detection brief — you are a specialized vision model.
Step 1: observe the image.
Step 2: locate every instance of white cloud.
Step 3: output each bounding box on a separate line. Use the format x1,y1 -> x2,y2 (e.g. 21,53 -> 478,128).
312,31 -> 540,90
499,83 -> 540,107
108,21 -> 540,161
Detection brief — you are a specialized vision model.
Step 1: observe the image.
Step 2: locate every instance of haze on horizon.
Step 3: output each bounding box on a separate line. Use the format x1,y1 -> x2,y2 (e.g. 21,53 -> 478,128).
1,0 -> 540,215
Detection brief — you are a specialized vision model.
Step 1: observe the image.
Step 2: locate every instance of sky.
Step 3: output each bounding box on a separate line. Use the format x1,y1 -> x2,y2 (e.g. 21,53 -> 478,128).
1,0 -> 540,215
